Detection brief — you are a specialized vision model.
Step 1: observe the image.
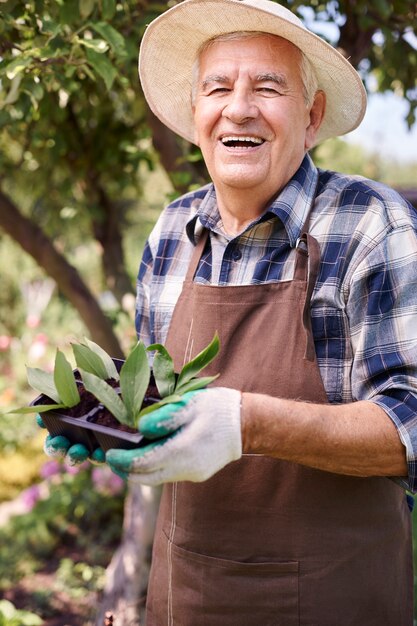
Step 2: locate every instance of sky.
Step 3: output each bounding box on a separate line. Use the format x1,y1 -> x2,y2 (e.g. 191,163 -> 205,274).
345,92 -> 417,163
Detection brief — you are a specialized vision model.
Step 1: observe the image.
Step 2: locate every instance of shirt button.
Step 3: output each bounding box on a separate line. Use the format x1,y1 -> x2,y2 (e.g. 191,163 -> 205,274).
232,248 -> 242,261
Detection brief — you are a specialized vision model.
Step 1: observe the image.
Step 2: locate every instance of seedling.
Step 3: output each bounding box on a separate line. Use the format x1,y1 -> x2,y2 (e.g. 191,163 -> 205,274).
9,338 -> 118,416
12,349 -> 81,415
79,333 -> 220,429
10,333 -> 220,433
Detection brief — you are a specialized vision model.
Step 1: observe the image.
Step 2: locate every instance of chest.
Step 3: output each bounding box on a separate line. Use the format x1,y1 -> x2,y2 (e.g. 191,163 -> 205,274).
149,230 -> 352,404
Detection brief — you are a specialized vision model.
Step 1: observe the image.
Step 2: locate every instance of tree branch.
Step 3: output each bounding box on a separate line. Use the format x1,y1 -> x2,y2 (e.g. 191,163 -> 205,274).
0,188 -> 124,358
147,109 -> 209,194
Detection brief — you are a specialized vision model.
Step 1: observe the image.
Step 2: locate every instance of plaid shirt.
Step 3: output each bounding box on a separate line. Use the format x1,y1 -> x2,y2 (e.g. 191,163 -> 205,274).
136,154 -> 417,491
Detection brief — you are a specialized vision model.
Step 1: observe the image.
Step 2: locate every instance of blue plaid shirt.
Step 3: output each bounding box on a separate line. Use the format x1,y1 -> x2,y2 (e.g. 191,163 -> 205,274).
136,154 -> 417,491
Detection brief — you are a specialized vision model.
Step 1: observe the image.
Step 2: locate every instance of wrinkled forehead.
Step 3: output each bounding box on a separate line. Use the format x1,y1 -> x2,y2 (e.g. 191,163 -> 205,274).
195,32 -> 304,87
198,32 -> 303,65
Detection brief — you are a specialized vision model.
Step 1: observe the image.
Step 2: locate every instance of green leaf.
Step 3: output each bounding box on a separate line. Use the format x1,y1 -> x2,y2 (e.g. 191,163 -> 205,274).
120,342 -> 150,424
8,403 -> 66,415
2,55 -> 33,80
82,338 -> 119,380
373,0 -> 392,18
80,0 -> 96,19
72,343 -> 109,380
92,22 -> 127,58
54,350 -> 80,408
80,370 -> 129,426
85,48 -> 117,90
59,0 -> 80,23
138,394 -> 183,419
101,0 -> 116,20
175,374 -> 219,395
77,37 -> 109,53
147,343 -> 176,398
27,367 -> 60,403
176,333 -> 220,389
0,599 -> 43,625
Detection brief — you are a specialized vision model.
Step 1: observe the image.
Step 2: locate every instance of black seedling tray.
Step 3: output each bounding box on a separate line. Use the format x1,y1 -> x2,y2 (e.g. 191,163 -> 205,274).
37,402 -> 146,452
32,362 -> 160,452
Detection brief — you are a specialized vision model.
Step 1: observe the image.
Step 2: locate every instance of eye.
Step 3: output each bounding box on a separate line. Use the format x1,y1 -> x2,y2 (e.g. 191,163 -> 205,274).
207,87 -> 231,95
255,87 -> 281,95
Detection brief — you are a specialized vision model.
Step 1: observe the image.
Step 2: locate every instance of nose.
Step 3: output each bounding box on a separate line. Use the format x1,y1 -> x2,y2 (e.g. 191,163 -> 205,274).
222,86 -> 259,124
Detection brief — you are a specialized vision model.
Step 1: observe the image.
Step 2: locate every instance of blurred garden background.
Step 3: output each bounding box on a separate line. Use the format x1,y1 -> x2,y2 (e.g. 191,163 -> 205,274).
0,0 -> 416,624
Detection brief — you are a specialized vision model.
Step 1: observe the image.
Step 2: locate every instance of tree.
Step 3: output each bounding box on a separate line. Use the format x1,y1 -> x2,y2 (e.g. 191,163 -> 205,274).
0,0 -> 415,349
0,1 -> 416,623
0,0 -> 206,355
286,0 -> 417,126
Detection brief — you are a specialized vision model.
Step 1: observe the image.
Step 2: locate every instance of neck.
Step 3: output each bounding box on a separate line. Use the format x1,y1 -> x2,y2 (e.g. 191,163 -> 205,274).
215,186 -> 275,236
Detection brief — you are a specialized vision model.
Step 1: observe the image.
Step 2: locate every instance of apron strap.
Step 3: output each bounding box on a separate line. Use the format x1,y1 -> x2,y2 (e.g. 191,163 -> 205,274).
293,173 -> 321,361
294,233 -> 321,362
184,229 -> 209,283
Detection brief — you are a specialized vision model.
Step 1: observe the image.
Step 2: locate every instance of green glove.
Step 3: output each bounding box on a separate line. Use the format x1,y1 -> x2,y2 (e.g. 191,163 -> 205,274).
37,414 -> 105,465
138,391 -> 200,438
106,388 -> 242,485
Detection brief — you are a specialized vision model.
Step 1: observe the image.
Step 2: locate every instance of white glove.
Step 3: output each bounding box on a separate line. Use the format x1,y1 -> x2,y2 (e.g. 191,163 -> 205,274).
106,388 -> 242,485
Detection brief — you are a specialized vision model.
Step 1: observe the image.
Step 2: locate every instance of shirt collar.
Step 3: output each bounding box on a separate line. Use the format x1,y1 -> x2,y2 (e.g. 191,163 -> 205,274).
186,153 -> 318,247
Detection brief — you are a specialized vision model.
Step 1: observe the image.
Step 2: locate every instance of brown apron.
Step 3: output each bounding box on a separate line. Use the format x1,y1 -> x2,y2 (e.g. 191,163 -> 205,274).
146,227 -> 412,625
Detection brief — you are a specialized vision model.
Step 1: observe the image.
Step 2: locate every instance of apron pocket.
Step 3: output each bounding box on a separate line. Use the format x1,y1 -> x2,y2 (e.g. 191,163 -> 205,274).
168,538 -> 299,626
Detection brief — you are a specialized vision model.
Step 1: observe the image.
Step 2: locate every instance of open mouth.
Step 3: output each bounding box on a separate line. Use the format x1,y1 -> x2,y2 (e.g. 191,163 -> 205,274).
220,135 -> 265,148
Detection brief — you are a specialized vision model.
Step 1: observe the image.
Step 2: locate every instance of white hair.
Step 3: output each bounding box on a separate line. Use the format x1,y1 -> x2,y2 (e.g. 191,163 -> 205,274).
191,31 -> 319,106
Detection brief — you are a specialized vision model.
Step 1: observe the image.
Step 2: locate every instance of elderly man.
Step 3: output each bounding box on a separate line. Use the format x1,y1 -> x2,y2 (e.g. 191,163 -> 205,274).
47,0 -> 417,623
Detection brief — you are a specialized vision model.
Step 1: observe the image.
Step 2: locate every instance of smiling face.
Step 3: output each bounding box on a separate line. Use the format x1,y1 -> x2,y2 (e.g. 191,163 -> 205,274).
193,34 -> 325,211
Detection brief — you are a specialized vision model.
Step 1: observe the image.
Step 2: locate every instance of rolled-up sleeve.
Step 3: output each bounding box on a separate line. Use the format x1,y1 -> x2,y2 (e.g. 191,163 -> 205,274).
348,221 -> 417,492
135,240 -> 154,347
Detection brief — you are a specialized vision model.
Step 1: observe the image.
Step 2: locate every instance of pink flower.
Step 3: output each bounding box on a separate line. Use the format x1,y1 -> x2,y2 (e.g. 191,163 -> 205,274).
91,466 -> 125,496
0,335 -> 12,351
40,460 -> 62,479
26,314 -> 40,329
21,484 -> 42,511
28,333 -> 48,361
64,461 -> 90,475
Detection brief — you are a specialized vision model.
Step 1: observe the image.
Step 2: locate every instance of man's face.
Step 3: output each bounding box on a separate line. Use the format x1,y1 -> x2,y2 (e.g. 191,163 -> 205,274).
193,34 -> 324,203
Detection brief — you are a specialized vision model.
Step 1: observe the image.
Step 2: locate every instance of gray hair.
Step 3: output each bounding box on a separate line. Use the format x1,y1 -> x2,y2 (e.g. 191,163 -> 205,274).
191,31 -> 319,107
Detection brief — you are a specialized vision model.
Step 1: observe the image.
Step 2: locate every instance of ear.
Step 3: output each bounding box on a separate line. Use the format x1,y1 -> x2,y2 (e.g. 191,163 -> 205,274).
192,105 -> 201,146
305,90 -> 326,150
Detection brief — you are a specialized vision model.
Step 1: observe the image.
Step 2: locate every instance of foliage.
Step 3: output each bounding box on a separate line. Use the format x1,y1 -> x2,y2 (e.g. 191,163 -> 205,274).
9,337 -> 128,416
0,437 -> 45,501
79,332 -> 221,427
314,137 -> 417,187
0,462 -> 126,593
149,334 -> 221,398
285,0 -> 417,126
9,333 -> 220,429
0,0 -> 416,620
72,338 -> 120,380
0,0 -> 416,404
0,600 -> 42,626
9,349 -> 81,414
0,0 -> 176,357
0,0 -> 415,257
0,0 -> 154,221
54,558 -> 106,599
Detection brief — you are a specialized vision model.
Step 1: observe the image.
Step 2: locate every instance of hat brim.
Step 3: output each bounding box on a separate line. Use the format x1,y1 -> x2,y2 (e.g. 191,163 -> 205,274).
139,0 -> 367,146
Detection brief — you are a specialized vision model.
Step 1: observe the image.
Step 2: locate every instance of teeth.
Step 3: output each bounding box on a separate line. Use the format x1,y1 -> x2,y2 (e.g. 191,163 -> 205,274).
221,136 -> 263,145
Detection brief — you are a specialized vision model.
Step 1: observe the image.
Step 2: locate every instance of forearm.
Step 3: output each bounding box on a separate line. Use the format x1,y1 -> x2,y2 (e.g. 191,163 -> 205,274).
241,393 -> 408,478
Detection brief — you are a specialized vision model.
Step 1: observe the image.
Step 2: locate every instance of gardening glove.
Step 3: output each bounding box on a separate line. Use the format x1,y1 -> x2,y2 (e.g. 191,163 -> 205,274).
106,387 -> 242,486
36,414 -> 105,465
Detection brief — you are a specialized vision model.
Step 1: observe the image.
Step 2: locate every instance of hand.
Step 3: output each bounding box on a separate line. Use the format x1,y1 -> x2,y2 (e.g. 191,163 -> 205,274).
36,414 -> 105,465
106,388 -> 242,485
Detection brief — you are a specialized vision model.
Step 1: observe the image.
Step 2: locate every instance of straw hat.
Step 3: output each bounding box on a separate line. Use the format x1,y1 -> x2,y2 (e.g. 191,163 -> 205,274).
139,0 -> 367,146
